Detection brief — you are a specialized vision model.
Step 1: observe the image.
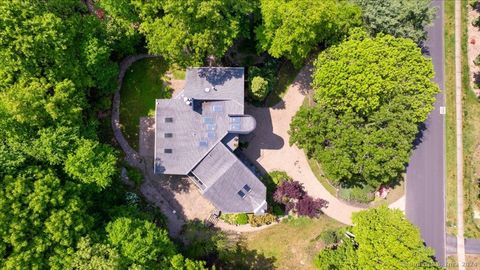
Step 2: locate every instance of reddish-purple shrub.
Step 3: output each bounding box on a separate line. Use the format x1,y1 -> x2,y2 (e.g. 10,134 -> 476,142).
273,180 -> 329,218
273,180 -> 305,203
295,196 -> 329,218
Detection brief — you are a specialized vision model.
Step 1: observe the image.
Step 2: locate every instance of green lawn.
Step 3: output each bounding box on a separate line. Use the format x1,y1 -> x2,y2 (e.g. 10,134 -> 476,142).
119,57 -> 171,150
244,216 -> 344,270
461,0 -> 480,238
445,0 -> 480,237
444,0 -> 458,235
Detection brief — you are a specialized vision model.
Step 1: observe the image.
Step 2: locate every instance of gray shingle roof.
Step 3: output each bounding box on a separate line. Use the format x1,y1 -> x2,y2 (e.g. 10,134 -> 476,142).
192,143 -> 267,214
154,67 -> 267,214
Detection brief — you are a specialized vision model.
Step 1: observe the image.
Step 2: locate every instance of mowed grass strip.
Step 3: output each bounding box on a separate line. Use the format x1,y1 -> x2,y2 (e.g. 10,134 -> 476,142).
461,0 -> 480,238
119,57 -> 171,150
244,216 -> 344,270
445,0 -> 458,235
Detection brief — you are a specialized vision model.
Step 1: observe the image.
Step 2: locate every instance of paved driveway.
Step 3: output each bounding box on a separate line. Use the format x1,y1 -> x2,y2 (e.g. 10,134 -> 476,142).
243,65 -> 364,225
405,0 -> 446,266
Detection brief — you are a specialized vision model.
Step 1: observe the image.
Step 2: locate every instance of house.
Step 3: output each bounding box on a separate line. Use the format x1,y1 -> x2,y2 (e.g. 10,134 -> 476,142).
154,67 -> 267,215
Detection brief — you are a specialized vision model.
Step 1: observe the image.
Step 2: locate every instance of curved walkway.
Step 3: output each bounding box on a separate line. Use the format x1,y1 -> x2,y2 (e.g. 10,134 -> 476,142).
112,54 -> 186,237
243,64 -> 404,225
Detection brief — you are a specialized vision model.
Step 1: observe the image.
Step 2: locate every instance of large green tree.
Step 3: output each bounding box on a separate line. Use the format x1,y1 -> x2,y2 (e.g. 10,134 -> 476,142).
0,2 -> 190,269
290,33 -> 438,188
352,0 -> 435,44
255,0 -> 362,67
315,207 -> 442,270
138,0 -> 253,67
0,168 -> 94,269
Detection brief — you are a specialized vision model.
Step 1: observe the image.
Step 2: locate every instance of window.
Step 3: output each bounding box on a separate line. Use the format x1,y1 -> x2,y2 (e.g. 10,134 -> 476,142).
199,140 -> 208,148
164,133 -> 173,138
207,131 -> 216,140
237,190 -> 246,198
203,117 -> 214,124
206,124 -> 216,131
212,104 -> 223,112
165,117 -> 173,123
243,184 -> 251,193
164,148 -> 173,154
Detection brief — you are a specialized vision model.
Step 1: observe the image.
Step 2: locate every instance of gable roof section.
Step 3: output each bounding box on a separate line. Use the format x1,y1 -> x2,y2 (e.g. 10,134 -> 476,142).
192,143 -> 267,214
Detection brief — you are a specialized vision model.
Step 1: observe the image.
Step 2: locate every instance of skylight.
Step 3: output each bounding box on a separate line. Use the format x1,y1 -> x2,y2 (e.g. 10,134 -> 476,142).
164,148 -> 173,154
237,190 -> 246,198
164,133 -> 173,138
165,117 -> 173,123
243,184 -> 251,193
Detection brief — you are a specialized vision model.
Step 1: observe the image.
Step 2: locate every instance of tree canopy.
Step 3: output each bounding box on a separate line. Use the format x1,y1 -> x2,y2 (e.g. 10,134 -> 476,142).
352,0 -> 436,44
138,0 -> 254,67
0,1 -> 204,269
289,33 -> 439,188
255,0 -> 362,67
315,206 -> 442,270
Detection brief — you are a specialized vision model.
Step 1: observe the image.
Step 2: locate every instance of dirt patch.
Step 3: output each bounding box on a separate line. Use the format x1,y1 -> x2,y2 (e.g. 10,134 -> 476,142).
165,73 -> 186,97
467,6 -> 480,96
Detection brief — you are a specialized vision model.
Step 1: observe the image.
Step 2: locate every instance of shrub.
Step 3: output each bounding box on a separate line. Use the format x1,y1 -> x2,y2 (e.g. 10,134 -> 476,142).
338,186 -> 374,203
247,213 -> 277,227
269,171 -> 291,185
471,0 -> 479,9
249,76 -> 269,101
273,179 -> 328,218
273,180 -> 306,203
126,166 -> 143,186
318,229 -> 342,246
474,54 -> 480,66
473,16 -> 480,28
235,213 -> 249,225
296,195 -> 328,218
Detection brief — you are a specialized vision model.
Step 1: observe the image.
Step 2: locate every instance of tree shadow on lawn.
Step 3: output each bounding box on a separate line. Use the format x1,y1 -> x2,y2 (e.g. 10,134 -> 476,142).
179,220 -> 276,270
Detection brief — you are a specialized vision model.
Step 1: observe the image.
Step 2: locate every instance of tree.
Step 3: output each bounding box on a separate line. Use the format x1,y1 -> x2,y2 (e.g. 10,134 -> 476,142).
315,206 -> 442,270
106,217 -> 176,267
296,196 -> 328,218
0,167 -> 93,269
256,0 -> 362,67
71,237 -> 123,270
273,180 -> 328,217
65,139 -> 117,189
249,76 -> 270,101
138,0 -> 253,67
352,0 -> 435,44
290,34 -> 439,188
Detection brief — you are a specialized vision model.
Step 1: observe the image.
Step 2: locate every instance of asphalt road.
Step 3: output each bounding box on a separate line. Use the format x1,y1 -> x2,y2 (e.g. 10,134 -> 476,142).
405,0 -> 446,266
447,236 -> 480,255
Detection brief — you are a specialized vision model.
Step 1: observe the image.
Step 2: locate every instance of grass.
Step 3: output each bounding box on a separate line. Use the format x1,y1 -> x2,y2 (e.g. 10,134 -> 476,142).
244,216 -> 344,270
445,0 -> 480,238
447,255 -> 480,269
462,0 -> 480,237
170,65 -> 186,80
307,158 -> 338,196
119,58 -> 171,150
265,60 -> 300,107
445,0 -> 458,235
